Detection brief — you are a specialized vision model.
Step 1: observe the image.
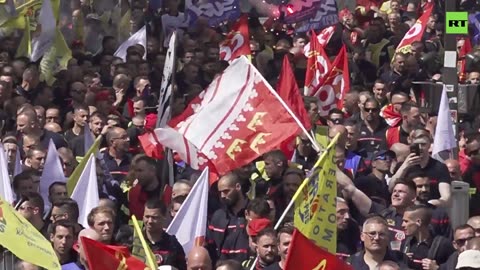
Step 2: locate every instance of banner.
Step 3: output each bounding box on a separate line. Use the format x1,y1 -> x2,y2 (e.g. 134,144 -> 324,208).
156,31 -> 176,128
219,15 -> 250,62
470,12 -> 480,46
0,196 -> 61,270
186,0 -> 240,27
30,0 -> 56,62
287,0 -> 338,32
293,134 -> 338,253
396,3 -> 433,53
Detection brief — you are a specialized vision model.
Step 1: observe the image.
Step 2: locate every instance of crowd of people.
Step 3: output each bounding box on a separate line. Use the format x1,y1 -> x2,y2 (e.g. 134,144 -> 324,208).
2,0 -> 480,269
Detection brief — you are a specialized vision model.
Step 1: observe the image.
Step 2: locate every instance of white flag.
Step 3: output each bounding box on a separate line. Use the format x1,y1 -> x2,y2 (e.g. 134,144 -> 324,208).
166,167 -> 209,255
30,0 -> 56,61
432,85 -> 457,162
14,147 -> 22,177
114,25 -> 147,62
71,155 -> 99,228
84,124 -> 95,155
0,144 -> 14,204
40,139 -> 66,207
156,31 -> 176,128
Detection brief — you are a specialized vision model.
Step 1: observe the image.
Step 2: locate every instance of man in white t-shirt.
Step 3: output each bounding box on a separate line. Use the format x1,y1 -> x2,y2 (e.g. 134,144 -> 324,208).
161,0 -> 188,47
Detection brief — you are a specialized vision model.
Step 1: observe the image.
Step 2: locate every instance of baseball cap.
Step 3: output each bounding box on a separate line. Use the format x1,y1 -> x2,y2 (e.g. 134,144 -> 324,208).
456,249 -> 480,269
247,218 -> 272,237
373,150 -> 396,160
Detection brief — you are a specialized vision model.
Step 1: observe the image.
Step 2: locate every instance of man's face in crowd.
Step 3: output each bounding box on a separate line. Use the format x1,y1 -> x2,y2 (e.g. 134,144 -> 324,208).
282,174 -> 302,200
427,16 -> 436,30
393,55 -> 406,74
308,102 -> 319,123
293,38 -> 306,49
412,136 -> 431,159
454,228 -> 475,253
207,48 -> 219,61
467,139 -> 480,165
373,83 -> 386,101
170,202 -> 182,218
138,63 -> 149,77
135,78 -> 150,96
364,101 -> 380,122
391,183 -> 414,208
27,150 -> 46,172
70,83 -> 87,103
468,72 -> 480,85
404,106 -> 421,129
133,100 -> 145,115
218,176 -> 241,208
18,200 -> 39,222
183,52 -> 195,64
361,222 -> 389,252
388,13 -> 399,26
51,206 -> 68,223
111,128 -> 130,152
372,154 -> 392,173
45,108 -> 60,124
297,135 -> 313,158
16,114 -> 34,135
50,225 -> 75,257
16,179 -> 35,197
264,156 -> 283,179
256,234 -> 277,264
49,185 -> 68,204
4,142 -> 17,165
345,125 -> 359,150
336,201 -> 350,231
89,116 -> 105,136
143,207 -> 164,234
391,94 -> 408,113
92,213 -> 114,243
278,232 -> 291,260
412,176 -> 430,202
147,38 -> 159,55
73,109 -> 89,127
402,210 -> 421,236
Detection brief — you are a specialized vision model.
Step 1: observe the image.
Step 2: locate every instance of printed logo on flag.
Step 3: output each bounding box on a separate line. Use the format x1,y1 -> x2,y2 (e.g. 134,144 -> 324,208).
186,0 -> 240,27
446,12 -> 468,34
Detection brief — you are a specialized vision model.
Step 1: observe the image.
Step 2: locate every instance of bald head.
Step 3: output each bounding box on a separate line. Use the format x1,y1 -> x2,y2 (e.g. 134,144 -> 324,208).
79,228 -> 100,241
14,261 -> 40,270
467,237 -> 480,251
172,180 -> 192,199
187,246 -> 212,270
445,159 -> 460,180
44,122 -> 62,133
390,143 -> 410,163
329,125 -> 347,148
113,74 -> 131,89
468,216 -> 480,237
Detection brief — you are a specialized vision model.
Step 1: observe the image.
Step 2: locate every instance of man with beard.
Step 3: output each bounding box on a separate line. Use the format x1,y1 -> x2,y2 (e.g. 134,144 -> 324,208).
251,228 -> 278,270
264,225 -> 293,270
207,171 -> 249,263
408,170 -> 452,239
142,199 -> 186,269
386,101 -> 421,148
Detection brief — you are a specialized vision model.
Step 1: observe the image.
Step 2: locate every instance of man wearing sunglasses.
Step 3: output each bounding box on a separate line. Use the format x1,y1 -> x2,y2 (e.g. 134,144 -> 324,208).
357,98 -> 389,161
439,224 -> 475,270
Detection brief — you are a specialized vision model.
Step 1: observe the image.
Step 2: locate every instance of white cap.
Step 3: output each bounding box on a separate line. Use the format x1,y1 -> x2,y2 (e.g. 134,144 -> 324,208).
457,249 -> 480,269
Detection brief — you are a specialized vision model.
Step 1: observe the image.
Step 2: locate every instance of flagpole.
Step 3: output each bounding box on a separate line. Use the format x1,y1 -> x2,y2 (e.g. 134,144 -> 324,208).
244,57 -> 321,153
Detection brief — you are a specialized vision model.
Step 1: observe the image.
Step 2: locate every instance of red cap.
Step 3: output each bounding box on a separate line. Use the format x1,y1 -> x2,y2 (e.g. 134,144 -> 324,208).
247,218 -> 272,237
144,113 -> 158,131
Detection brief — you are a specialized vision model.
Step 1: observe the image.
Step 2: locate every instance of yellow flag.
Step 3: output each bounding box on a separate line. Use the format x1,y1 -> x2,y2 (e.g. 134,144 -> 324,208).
131,215 -> 159,270
293,134 -> 339,253
40,27 -> 72,86
0,196 -> 61,269
15,16 -> 31,58
0,0 -> 41,29
67,135 -> 102,195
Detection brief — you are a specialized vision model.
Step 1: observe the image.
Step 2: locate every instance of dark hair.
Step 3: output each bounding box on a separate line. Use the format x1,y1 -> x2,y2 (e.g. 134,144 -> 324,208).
328,108 -> 344,117
145,199 -> 167,216
255,228 -> 276,243
48,182 -> 66,195
400,101 -> 419,115
53,198 -> 80,222
394,180 -> 417,193
404,169 -> 428,182
404,204 -> 432,226
23,192 -> 44,214
455,224 -> 475,235
51,220 -> 75,235
171,195 -> 187,205
277,224 -> 294,237
263,150 -> 288,167
246,198 -> 271,218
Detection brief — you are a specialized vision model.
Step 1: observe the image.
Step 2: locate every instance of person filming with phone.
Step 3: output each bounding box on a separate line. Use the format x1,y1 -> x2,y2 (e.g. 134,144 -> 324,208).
389,128 -> 452,207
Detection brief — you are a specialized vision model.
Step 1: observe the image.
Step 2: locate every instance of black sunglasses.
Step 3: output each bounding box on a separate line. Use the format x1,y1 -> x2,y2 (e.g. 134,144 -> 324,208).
365,108 -> 380,113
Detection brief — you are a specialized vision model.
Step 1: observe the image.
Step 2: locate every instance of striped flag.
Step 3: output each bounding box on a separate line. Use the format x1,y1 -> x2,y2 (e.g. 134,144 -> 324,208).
156,31 -> 177,128
71,155 -> 99,227
166,167 -> 209,254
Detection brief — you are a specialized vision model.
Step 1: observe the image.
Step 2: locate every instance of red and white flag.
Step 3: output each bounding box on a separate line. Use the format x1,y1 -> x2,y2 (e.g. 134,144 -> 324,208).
313,45 -> 350,116
220,15 -> 251,62
155,56 -> 301,175
303,25 -> 336,54
166,167 -> 209,254
304,30 -> 332,96
396,3 -> 433,53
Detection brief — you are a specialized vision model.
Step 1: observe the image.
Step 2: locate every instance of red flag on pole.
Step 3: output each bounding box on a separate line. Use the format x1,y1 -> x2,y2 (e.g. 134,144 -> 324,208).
396,3 -> 434,53
312,45 -> 350,116
304,30 -> 332,96
219,15 -> 251,62
80,237 -> 148,270
284,229 -> 353,270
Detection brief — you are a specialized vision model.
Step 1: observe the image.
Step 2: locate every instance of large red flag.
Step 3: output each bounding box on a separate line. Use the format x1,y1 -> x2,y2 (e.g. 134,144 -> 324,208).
313,45 -> 350,116
303,25 -> 336,54
219,15 -> 251,62
396,3 -> 433,53
154,57 -> 301,175
80,237 -> 149,270
304,30 -> 332,96
284,229 -> 353,270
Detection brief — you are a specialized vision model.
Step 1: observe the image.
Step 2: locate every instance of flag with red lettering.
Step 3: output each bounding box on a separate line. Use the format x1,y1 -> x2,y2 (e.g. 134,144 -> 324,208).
284,229 -> 353,270
155,56 -> 301,175
304,30 -> 332,96
80,237 -> 148,270
396,3 -> 433,53
303,25 -> 336,54
312,45 -> 350,116
219,15 -> 250,62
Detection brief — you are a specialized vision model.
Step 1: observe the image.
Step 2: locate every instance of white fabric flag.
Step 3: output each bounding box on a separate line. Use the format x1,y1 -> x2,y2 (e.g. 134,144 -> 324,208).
114,25 -> 147,61
40,139 -> 66,207
84,124 -> 95,154
30,0 -> 56,61
156,31 -> 176,128
14,147 -> 22,177
166,167 -> 209,255
0,144 -> 14,204
71,155 -> 99,228
432,85 -> 457,162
